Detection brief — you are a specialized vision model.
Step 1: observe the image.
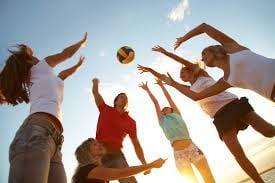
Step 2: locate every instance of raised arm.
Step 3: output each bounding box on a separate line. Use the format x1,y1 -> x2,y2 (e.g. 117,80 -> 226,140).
45,32 -> 87,68
174,23 -> 240,51
58,56 -> 84,80
92,78 -> 105,107
139,82 -> 162,120
164,73 -> 231,101
88,158 -> 166,180
155,79 -> 181,115
152,45 -> 196,68
137,65 -> 168,81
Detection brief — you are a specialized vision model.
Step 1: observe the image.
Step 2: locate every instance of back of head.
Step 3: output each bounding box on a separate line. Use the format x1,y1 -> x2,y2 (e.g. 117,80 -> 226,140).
202,45 -> 227,60
0,44 -> 33,105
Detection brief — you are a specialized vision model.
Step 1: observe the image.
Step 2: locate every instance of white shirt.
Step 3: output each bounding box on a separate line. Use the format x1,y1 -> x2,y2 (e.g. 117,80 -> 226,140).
190,77 -> 237,118
226,50 -> 275,100
29,60 -> 64,123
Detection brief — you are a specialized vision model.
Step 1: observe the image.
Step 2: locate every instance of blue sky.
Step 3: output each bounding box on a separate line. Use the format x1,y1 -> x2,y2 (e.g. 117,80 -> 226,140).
1,0 -> 275,182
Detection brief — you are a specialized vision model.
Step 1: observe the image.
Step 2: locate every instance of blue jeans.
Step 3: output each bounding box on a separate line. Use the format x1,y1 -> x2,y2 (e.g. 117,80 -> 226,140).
102,151 -> 138,183
8,113 -> 66,183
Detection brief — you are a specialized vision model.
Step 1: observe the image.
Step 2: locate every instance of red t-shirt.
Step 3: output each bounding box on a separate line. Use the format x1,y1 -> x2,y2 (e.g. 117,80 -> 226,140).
96,103 -> 137,150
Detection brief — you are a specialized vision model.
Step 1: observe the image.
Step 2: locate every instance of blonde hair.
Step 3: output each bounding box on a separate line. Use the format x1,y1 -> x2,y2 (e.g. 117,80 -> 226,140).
72,138 -> 102,183
74,138 -> 101,166
202,45 -> 227,60
181,62 -> 208,79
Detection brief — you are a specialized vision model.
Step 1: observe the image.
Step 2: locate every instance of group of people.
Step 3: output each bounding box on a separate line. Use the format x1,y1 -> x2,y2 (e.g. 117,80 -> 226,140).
1,23 -> 274,183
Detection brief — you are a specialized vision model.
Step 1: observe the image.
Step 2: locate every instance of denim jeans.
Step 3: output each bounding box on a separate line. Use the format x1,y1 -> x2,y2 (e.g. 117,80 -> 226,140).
102,151 -> 138,183
8,113 -> 66,183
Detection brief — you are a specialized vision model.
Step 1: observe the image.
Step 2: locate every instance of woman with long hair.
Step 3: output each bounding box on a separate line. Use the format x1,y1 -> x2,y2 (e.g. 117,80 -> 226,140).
1,33 -> 87,183
137,45 -> 275,183
72,138 -> 165,183
139,79 -> 215,183
174,23 -> 275,103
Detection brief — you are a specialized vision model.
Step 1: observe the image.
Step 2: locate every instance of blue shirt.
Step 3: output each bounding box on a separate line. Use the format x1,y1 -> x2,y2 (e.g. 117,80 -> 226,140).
159,112 -> 190,144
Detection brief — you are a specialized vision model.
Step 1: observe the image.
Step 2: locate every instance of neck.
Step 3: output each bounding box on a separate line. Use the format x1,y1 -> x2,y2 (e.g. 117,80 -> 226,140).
115,106 -> 125,113
215,55 -> 229,71
189,77 -> 197,84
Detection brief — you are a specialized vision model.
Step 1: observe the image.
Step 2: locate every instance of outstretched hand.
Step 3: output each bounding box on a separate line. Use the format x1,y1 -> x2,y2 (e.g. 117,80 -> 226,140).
138,81 -> 149,91
92,78 -> 99,85
152,45 -> 166,53
174,37 -> 185,50
137,64 -> 152,74
150,158 -> 167,169
161,72 -> 175,85
155,78 -> 164,86
75,56 -> 85,68
81,32 -> 88,47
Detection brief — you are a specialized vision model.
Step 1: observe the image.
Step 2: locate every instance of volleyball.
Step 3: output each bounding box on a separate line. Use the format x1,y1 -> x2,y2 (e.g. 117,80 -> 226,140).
117,46 -> 135,64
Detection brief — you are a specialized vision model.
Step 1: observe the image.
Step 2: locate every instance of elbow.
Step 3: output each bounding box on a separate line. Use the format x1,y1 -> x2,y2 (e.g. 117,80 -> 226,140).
201,22 -> 208,27
200,23 -> 209,31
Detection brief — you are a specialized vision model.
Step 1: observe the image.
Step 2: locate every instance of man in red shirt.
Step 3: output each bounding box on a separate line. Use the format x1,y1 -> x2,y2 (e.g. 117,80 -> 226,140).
92,78 -> 149,183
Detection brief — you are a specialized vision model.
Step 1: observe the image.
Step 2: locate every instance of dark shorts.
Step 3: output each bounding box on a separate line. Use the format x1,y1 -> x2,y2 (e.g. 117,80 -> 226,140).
213,97 -> 254,140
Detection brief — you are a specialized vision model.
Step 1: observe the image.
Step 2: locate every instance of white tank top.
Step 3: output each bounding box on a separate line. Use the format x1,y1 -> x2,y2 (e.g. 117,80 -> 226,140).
190,77 -> 237,118
226,50 -> 275,100
29,60 -> 64,123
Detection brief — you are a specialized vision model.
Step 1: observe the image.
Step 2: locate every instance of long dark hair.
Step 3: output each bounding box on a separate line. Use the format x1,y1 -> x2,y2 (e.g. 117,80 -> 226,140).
0,44 -> 33,105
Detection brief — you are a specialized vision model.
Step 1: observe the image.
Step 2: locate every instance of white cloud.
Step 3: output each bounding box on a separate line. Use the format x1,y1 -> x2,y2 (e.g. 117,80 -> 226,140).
168,0 -> 189,23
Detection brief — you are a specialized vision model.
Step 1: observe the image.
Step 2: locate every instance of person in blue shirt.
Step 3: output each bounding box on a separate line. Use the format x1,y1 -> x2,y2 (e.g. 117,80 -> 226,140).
139,79 -> 215,183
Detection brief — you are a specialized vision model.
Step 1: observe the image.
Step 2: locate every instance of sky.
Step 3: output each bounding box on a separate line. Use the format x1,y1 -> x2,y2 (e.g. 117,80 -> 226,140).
1,0 -> 275,182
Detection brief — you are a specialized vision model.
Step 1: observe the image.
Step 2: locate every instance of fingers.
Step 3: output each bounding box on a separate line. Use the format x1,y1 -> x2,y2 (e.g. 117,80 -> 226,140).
174,37 -> 183,50
81,32 -> 88,47
77,56 -> 85,66
143,170 -> 151,175
167,72 -> 173,79
83,32 -> 88,40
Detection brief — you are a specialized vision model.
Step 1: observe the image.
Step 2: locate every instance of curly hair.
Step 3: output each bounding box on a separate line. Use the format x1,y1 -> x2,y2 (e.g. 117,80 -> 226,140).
0,44 -> 33,105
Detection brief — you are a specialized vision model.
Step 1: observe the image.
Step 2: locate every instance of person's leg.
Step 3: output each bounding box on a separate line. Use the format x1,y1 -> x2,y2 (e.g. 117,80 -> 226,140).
9,124 -> 54,183
102,151 -> 137,183
222,129 -> 264,183
188,143 -> 215,183
174,149 -> 199,183
241,111 -> 275,137
48,145 -> 67,183
177,163 -> 199,183
194,158 -> 215,183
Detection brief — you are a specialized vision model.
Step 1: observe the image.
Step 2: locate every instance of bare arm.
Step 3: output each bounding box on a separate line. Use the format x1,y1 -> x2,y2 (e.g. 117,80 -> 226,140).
156,79 -> 181,115
152,45 -> 196,69
139,82 -> 162,120
45,32 -> 87,68
131,137 -> 147,165
164,74 -> 232,101
88,158 -> 166,180
174,23 -> 241,51
58,56 -> 84,80
92,78 -> 105,107
137,65 -> 168,81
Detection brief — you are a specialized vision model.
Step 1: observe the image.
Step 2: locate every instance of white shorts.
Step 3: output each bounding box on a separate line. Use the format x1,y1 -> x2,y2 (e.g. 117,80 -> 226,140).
174,143 -> 205,170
